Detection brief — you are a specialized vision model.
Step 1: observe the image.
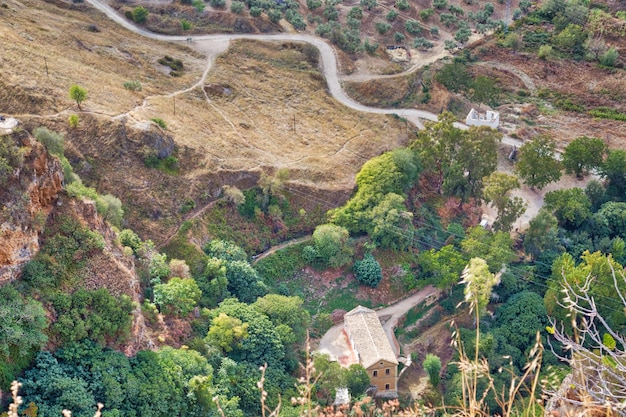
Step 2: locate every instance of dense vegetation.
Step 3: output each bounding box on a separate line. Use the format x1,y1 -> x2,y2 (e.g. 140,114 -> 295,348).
2,0 -> 626,413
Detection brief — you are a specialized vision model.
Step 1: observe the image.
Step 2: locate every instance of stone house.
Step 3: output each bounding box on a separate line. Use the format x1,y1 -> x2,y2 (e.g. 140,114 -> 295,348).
343,306 -> 398,397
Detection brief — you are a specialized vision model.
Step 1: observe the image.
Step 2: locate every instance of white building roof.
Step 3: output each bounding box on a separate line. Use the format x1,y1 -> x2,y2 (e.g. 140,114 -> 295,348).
344,306 -> 398,369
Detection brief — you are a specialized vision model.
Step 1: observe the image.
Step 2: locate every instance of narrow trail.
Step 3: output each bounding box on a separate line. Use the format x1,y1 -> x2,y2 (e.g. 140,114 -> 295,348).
252,235 -> 313,263
475,60 -> 537,95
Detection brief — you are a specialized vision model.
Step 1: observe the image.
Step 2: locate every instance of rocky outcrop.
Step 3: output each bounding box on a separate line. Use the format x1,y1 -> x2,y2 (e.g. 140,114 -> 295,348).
0,131 -> 63,283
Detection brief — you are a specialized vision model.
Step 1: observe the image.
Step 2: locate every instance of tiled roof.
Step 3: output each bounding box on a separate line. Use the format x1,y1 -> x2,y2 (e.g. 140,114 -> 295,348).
344,306 -> 398,369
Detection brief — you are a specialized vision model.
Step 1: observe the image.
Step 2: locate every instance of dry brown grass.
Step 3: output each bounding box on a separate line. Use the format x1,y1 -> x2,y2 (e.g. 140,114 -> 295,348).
3,0 -> 409,240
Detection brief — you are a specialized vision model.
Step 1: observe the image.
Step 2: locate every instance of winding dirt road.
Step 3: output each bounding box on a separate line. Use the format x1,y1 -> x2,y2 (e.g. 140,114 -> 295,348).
83,0 -> 524,145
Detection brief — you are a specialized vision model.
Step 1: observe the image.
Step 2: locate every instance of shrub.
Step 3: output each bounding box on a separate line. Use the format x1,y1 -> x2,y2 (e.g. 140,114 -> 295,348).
150,118 -> 167,129
123,80 -> 142,91
348,6 -> 362,19
131,6 -> 149,23
588,107 -> 626,121
33,127 -> 64,156
394,32 -> 405,43
180,19 -> 192,30
353,254 -> 383,287
364,38 -> 379,54
268,9 -> 282,23
68,115 -> 79,129
430,26 -> 439,36
285,10 -> 306,30
449,4 -> 464,15
599,47 -> 619,67
375,21 -> 391,34
433,0 -> 447,9
209,0 -> 226,7
231,1 -> 245,13
420,8 -> 434,20
307,0 -> 322,9
537,44 -> 552,59
395,0 -> 409,11
250,6 -> 262,16
386,10 -> 398,21
405,19 -> 423,35
192,0 -> 205,12
69,84 -> 87,110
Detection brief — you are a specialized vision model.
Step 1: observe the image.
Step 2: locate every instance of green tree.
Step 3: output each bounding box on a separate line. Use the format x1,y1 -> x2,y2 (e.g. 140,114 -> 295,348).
311,223 -> 353,267
422,354 -> 442,387
360,0 -> 376,10
0,286 -> 48,387
544,187 -> 592,228
344,364 -> 370,395
600,149 -> 626,198
436,63 -> 470,93
503,32 -> 522,52
131,6 -> 149,23
153,277 -> 201,317
396,0 -> 409,10
203,239 -> 248,262
353,253 -> 383,287
523,209 -> 560,260
454,24 -> 472,44
348,6 -> 363,19
69,84 -> 88,110
471,75 -> 499,109
482,172 -> 527,232
231,1 -> 245,13
252,294 -> 311,344
562,136 -> 607,178
405,19 -> 422,35
461,226 -> 516,273
209,299 -> 285,368
515,135 -> 562,189
366,193 -> 414,250
223,260 -> 268,303
418,245 -> 466,293
205,313 -> 249,353
553,23 -> 587,56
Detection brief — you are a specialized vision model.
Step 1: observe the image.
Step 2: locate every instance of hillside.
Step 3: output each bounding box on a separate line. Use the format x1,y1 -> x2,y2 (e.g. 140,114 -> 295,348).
2,0 -> 626,415
2,0 -> 409,241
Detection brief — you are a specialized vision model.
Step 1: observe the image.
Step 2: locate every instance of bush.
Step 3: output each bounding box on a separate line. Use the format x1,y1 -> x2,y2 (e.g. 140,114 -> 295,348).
588,107 -> 626,122
433,0 -> 447,9
599,47 -> 619,67
538,44 -> 552,59
348,6 -> 362,19
394,32 -> 405,43
250,6 -> 262,16
209,0 -> 226,7
231,1 -> 245,13
395,0 -> 409,11
353,254 -> 383,287
150,117 -> 167,129
386,10 -> 398,21
68,114 -> 79,128
375,21 -> 391,34
123,80 -> 142,91
33,127 -> 64,157
405,19 -> 423,35
180,19 -> 192,30
268,9 -> 282,23
131,6 -> 149,23
420,8 -> 434,20
364,38 -> 379,54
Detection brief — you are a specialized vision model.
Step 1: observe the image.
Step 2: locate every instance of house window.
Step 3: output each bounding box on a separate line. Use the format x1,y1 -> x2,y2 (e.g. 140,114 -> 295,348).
385,384 -> 390,390
373,370 -> 378,377
385,368 -> 390,375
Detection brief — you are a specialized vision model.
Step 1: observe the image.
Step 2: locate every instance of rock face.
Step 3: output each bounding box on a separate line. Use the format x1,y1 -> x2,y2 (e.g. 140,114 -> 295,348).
0,131 -> 63,283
